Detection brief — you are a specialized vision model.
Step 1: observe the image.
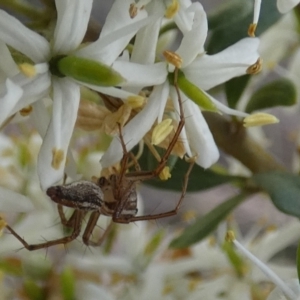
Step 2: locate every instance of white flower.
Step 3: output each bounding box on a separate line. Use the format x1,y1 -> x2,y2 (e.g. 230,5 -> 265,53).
277,0 -> 300,13
0,0 -> 164,189
101,0 -> 260,169
254,0 -> 300,19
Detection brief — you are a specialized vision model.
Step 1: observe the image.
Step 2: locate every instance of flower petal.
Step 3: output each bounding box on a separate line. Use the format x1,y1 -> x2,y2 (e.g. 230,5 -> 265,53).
100,82 -> 169,167
182,98 -> 219,168
53,0 -> 93,54
0,79 -> 23,126
75,0 -> 152,65
0,187 -> 34,212
0,41 -> 19,78
277,0 -> 300,13
183,37 -> 260,90
10,72 -> 51,115
176,2 -> 208,67
38,78 -> 80,190
0,10 -> 50,62
112,61 -> 168,87
131,1 -> 164,64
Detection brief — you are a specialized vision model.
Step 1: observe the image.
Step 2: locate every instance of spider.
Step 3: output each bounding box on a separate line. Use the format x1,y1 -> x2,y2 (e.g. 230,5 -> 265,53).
4,70 -> 195,251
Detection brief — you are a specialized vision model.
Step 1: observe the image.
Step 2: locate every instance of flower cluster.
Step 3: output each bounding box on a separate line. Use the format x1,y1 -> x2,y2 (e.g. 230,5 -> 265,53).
2,0 -> 300,299
0,0 -> 261,189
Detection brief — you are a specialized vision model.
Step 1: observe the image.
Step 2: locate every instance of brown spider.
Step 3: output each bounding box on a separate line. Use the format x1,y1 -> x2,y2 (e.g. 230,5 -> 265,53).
5,71 -> 195,251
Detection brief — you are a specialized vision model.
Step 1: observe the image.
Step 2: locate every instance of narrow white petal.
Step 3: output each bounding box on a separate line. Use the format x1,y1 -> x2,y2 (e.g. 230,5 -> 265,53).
0,10 -> 50,62
38,78 -> 80,190
277,0 -> 300,13
53,0 -> 93,54
112,61 -> 167,87
204,91 -> 248,117
183,99 -> 219,168
183,38 -> 260,90
0,187 -> 34,212
100,83 -> 169,167
131,1 -> 164,64
0,79 -> 23,125
176,2 -> 208,67
75,0 -> 153,65
170,87 -> 192,157
10,73 -> 51,115
79,82 -> 138,99
0,41 -> 19,77
31,99 -> 51,138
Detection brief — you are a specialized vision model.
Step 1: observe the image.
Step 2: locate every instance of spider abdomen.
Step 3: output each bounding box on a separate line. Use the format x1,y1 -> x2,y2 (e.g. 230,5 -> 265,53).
47,181 -> 104,211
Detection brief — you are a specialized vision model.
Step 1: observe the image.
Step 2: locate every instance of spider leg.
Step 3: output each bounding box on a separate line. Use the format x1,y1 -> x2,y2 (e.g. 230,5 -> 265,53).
115,157 -> 195,223
5,210 -> 84,251
126,68 -> 185,182
82,212 -> 114,247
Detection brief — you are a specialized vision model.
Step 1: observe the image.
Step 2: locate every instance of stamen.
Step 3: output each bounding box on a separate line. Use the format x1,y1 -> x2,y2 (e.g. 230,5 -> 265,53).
18,63 -> 36,77
243,113 -> 279,127
247,58 -> 263,74
129,3 -> 138,18
248,23 -> 257,37
163,50 -> 183,68
159,166 -> 171,180
152,119 -> 174,145
165,0 -> 180,19
127,95 -> 145,109
226,231 -> 299,300
51,148 -> 64,170
19,105 -> 33,116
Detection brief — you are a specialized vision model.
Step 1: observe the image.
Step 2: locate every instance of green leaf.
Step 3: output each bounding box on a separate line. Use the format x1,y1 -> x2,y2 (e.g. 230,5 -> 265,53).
208,0 -> 253,31
136,146 -> 245,192
170,71 -> 217,111
225,75 -> 251,108
253,172 -> 300,217
169,193 -> 248,248
57,56 -> 124,86
207,0 -> 281,54
245,78 -> 297,113
60,267 -> 76,300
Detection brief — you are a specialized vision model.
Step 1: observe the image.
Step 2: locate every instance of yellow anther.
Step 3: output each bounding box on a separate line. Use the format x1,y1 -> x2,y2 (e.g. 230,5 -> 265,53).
51,148 -> 64,170
165,0 -> 180,19
127,95 -> 145,109
129,3 -> 138,18
159,166 -> 171,180
225,230 -> 235,243
243,112 -> 279,127
163,50 -> 183,68
19,105 -> 33,116
248,23 -> 257,37
246,58 -> 263,74
18,63 -> 36,77
152,119 -> 173,145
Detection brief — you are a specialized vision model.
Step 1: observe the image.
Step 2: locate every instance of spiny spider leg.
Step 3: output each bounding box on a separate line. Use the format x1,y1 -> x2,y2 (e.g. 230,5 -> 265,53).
83,212 -> 114,247
5,210 -> 85,251
113,157 -> 195,223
